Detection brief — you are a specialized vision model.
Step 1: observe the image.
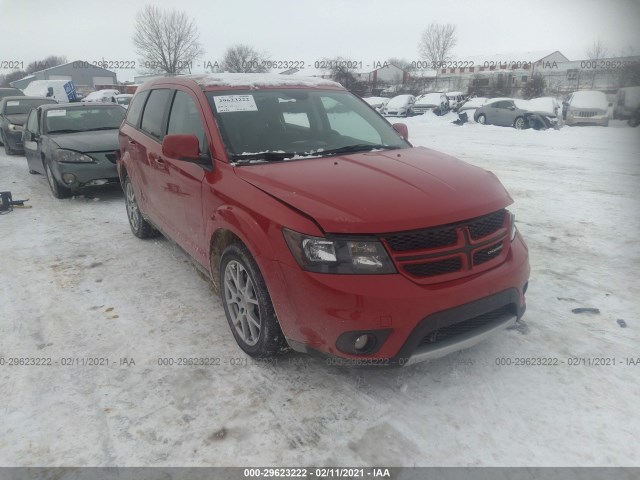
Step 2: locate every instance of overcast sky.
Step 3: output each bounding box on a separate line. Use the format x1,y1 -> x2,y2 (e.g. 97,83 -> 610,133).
1,0 -> 639,82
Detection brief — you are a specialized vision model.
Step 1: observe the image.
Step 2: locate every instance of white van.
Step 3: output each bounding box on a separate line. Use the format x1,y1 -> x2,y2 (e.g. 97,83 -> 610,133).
613,86 -> 640,120
22,80 -> 78,103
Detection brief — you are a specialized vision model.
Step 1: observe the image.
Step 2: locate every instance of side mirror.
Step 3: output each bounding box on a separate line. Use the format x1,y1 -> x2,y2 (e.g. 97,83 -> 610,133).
393,123 -> 409,140
162,134 -> 212,170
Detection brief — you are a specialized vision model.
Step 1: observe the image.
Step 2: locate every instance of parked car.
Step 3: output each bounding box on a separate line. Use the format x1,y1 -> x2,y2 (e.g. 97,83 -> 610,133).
0,96 -> 58,154
114,94 -> 134,109
474,98 -> 531,128
445,91 -> 466,110
383,94 -> 416,117
562,90 -> 609,127
410,92 -> 447,115
456,96 -> 488,112
22,103 -> 126,197
363,96 -> 390,112
613,86 -> 640,120
82,89 -> 121,103
117,73 -> 530,365
22,80 -> 78,102
0,88 -> 25,100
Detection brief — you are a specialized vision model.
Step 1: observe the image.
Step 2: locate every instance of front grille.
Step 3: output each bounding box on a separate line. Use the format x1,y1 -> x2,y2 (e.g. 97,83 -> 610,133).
385,227 -> 457,252
382,209 -> 508,281
473,241 -> 504,265
404,257 -> 462,277
418,305 -> 513,346
578,111 -> 598,118
468,210 -> 505,240
105,152 -> 117,164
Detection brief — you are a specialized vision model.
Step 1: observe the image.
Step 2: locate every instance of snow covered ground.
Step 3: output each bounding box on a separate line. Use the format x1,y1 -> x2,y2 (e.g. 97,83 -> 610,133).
0,117 -> 639,467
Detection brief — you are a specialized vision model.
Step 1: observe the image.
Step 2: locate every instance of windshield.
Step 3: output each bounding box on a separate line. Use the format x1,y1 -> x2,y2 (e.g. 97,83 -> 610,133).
206,89 -> 409,164
45,106 -> 126,133
116,97 -> 131,105
3,99 -> 56,115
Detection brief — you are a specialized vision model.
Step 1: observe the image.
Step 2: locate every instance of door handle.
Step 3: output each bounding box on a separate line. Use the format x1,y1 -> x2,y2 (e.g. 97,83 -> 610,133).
148,153 -> 165,165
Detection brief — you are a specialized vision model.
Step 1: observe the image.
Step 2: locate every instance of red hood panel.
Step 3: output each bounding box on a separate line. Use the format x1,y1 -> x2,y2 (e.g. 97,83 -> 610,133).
234,147 -> 513,234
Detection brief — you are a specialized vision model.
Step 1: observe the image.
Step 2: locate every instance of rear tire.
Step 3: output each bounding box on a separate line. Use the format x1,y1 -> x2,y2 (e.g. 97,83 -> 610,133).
220,243 -> 288,358
124,176 -> 157,239
45,160 -> 71,199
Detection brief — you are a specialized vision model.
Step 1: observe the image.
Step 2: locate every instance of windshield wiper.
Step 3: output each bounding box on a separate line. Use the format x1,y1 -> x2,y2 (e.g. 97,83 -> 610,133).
231,152 -> 297,165
48,129 -> 83,134
319,144 -> 399,156
82,126 -> 119,131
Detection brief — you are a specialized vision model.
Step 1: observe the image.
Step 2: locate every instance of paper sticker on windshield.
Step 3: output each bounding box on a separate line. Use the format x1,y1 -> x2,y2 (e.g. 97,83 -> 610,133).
214,95 -> 258,113
7,101 -> 20,106
47,110 -> 67,117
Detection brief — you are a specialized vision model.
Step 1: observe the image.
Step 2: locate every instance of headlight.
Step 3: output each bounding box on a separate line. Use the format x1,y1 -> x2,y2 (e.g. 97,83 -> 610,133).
283,228 -> 396,274
54,149 -> 94,163
8,123 -> 22,132
508,211 -> 517,241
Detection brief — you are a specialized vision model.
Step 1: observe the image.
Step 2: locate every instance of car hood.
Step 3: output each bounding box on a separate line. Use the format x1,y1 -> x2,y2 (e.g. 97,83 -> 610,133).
235,147 -> 513,234
48,129 -> 119,152
5,114 -> 28,125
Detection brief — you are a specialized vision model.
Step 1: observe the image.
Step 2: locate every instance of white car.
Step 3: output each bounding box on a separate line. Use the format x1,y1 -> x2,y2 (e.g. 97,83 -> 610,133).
383,94 -> 416,117
363,97 -> 390,112
114,94 -> 134,109
563,91 -> 609,127
445,91 -> 466,110
82,89 -> 121,103
410,92 -> 447,115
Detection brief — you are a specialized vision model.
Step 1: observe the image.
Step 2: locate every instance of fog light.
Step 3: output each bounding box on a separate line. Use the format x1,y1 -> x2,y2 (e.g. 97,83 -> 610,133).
354,335 -> 371,351
62,173 -> 76,185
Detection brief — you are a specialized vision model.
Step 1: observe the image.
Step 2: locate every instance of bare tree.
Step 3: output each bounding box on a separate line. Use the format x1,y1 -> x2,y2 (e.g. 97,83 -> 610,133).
133,5 -> 204,74
0,70 -> 28,87
26,55 -> 68,74
221,44 -> 270,73
319,57 -> 361,89
418,23 -> 457,67
586,39 -> 608,88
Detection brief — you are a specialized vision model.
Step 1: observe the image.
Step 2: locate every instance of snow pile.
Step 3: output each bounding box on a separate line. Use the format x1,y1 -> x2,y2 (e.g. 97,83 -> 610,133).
459,97 -> 488,110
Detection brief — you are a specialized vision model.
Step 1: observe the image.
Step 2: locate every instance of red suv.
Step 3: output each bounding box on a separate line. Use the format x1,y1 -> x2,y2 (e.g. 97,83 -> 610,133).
117,74 -> 530,366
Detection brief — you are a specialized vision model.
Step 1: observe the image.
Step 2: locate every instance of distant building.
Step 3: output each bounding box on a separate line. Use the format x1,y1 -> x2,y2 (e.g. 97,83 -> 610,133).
408,50 -> 640,97
411,51 -> 570,95
10,60 -> 117,94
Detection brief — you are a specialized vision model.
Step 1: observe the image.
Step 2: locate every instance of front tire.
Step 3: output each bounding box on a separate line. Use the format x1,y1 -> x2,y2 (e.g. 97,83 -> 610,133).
1,132 -> 12,155
124,176 -> 157,238
45,160 -> 71,199
514,117 -> 525,130
477,114 -> 486,125
220,243 -> 288,358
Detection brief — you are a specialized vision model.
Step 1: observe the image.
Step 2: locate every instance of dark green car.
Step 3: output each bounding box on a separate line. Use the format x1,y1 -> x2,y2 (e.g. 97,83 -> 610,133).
22,103 -> 126,198
0,96 -> 58,154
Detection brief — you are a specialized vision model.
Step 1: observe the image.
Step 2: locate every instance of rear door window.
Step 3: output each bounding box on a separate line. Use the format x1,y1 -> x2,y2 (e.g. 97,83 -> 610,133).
140,89 -> 172,140
125,90 -> 149,127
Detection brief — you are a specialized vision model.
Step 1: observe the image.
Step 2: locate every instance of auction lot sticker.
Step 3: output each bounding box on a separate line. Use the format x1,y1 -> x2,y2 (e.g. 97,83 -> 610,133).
47,109 -> 67,117
214,95 -> 258,112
